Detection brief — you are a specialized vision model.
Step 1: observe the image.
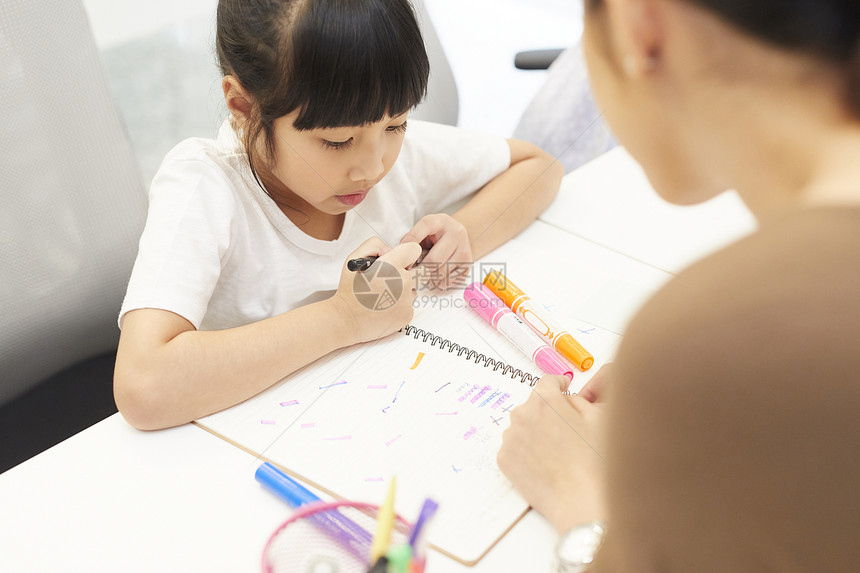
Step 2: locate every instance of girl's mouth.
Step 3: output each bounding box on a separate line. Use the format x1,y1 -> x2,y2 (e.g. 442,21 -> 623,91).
336,188 -> 369,206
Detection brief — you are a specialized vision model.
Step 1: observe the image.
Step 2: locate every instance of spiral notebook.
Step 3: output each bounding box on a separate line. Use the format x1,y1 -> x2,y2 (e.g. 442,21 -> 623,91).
196,298 -> 618,565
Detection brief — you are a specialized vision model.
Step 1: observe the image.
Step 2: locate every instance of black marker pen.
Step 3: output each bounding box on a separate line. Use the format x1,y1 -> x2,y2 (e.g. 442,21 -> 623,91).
347,248 -> 429,272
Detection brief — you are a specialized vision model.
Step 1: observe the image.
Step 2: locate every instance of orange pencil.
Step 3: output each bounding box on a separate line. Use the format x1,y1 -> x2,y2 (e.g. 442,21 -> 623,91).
483,270 -> 594,371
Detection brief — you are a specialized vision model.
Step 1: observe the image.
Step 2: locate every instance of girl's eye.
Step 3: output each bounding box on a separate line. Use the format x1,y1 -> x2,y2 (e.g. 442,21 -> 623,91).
386,121 -> 408,134
321,138 -> 353,151
320,121 -> 405,150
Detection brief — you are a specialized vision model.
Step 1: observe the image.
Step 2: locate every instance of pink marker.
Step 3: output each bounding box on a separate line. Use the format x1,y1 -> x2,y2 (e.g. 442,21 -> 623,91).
463,282 -> 573,381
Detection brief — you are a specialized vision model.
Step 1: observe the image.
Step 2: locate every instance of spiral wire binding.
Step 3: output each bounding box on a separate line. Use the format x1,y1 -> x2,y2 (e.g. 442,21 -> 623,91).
402,325 -> 539,386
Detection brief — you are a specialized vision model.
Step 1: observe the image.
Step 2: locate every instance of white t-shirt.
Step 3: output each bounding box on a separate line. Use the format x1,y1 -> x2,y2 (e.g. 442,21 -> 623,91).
119,119 -> 510,331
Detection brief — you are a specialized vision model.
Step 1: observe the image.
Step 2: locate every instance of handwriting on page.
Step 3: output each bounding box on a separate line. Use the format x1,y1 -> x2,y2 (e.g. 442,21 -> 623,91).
409,352 -> 425,369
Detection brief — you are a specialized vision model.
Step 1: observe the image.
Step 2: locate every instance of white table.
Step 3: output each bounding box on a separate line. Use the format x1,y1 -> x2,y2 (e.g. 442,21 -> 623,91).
0,415 -> 286,572
0,149 -> 753,572
541,147 -> 757,274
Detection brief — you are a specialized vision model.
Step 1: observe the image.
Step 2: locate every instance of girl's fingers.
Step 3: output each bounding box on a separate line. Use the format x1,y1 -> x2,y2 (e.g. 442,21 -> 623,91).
399,216 -> 438,246
379,241 -> 423,271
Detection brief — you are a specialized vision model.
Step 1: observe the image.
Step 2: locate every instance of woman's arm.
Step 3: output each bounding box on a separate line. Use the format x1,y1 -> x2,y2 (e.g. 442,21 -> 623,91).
114,239 -> 422,430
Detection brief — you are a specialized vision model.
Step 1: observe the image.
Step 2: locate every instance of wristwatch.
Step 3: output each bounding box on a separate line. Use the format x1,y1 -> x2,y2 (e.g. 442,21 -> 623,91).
553,521 -> 606,573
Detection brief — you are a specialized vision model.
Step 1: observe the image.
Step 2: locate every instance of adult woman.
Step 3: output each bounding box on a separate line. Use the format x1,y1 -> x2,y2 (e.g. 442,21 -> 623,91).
498,0 -> 860,570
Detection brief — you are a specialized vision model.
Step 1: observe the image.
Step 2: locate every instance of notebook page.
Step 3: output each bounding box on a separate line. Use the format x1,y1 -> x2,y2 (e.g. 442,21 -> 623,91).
199,329 -> 534,563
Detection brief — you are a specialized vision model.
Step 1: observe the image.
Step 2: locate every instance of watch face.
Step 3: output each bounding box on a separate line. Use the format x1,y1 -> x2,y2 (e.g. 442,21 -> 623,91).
555,522 -> 606,572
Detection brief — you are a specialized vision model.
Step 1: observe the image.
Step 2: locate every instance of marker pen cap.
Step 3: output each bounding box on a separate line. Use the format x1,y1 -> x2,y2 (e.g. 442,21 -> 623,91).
463,282 -> 510,328
534,346 -> 574,381
482,270 -> 524,310
556,334 -> 594,371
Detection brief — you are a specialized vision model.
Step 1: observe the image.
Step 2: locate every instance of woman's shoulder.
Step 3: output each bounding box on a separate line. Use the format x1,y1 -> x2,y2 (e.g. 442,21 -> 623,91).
672,206 -> 860,313
616,207 -> 860,385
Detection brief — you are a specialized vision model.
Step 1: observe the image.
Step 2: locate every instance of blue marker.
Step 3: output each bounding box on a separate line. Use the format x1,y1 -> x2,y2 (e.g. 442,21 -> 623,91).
255,462 -> 373,561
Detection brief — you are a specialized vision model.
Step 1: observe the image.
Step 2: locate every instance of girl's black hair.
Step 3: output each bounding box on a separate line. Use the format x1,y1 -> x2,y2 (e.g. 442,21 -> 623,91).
215,0 -> 430,173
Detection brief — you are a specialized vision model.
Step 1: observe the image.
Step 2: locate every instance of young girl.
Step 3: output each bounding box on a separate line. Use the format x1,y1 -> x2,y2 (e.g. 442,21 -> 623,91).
114,0 -> 563,430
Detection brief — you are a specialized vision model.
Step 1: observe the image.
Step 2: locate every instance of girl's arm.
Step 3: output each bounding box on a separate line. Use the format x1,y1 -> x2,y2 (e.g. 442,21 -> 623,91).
454,138 -> 563,259
114,239 -> 422,430
400,139 -> 563,281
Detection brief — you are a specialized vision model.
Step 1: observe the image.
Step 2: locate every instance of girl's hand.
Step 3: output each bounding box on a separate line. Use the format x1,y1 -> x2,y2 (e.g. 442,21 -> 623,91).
498,374 -> 608,534
400,213 -> 473,292
330,237 -> 422,344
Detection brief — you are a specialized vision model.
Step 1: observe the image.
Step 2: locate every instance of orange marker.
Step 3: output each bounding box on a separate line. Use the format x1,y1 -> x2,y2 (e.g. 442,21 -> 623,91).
482,271 -> 594,371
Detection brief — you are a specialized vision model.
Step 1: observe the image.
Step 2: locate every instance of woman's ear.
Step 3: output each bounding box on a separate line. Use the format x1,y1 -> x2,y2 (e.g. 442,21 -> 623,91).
605,0 -> 664,76
222,75 -> 254,124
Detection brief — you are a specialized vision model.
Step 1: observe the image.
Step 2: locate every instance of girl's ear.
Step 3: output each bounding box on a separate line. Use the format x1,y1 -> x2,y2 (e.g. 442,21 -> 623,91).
605,0 -> 664,76
222,75 -> 254,124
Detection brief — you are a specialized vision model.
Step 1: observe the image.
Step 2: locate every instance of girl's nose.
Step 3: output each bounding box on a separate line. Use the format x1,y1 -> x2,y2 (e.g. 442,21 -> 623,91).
348,141 -> 385,182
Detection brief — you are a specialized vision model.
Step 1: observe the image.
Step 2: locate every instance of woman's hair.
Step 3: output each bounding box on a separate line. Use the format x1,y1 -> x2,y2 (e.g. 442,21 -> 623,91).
215,0 -> 430,177
685,1 -> 860,116
589,0 -> 860,116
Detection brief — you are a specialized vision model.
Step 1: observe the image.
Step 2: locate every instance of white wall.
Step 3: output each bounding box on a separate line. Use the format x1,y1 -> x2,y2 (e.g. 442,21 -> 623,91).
425,0 -> 581,136
81,0 -> 218,49
81,0 -> 581,137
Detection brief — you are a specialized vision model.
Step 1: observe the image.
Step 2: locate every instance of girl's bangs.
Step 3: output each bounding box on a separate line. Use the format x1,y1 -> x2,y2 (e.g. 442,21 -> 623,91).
283,0 -> 430,130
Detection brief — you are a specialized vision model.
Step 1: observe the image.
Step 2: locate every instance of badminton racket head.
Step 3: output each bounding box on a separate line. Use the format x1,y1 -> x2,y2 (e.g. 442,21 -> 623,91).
262,500 -> 411,573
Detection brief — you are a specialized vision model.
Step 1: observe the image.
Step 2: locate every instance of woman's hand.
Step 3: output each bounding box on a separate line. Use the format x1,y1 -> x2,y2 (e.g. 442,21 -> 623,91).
577,363 -> 612,403
498,373 -> 609,534
400,213 -> 473,292
330,237 -> 422,344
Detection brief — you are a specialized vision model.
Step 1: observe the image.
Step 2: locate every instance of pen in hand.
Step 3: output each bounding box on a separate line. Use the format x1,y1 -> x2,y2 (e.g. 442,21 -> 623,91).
348,248 -> 430,272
